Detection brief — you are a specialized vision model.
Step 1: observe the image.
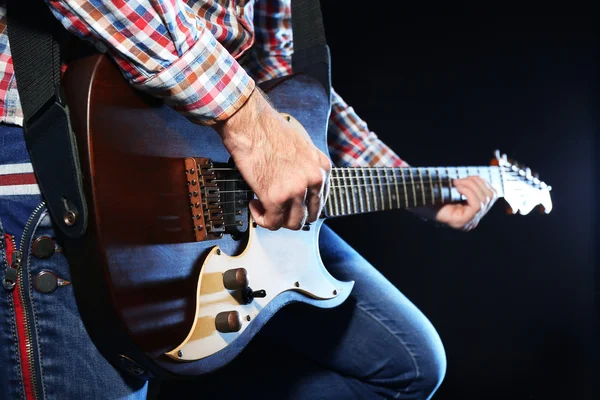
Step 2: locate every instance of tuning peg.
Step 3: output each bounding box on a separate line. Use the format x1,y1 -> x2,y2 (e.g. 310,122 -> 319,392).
525,168 -> 532,179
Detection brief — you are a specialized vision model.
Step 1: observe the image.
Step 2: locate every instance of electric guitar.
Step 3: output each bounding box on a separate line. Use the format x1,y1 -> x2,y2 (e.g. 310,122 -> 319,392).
61,54 -> 552,379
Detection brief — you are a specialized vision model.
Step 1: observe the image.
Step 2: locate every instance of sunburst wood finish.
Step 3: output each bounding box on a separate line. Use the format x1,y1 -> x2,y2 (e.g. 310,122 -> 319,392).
62,54 -> 348,378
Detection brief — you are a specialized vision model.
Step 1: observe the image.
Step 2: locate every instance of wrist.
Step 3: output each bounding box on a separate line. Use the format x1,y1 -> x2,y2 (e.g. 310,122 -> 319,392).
213,88 -> 273,155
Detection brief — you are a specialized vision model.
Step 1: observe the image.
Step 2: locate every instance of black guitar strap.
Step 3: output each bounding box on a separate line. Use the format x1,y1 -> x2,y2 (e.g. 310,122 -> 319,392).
291,0 -> 332,99
5,0 -> 329,240
6,0 -> 87,239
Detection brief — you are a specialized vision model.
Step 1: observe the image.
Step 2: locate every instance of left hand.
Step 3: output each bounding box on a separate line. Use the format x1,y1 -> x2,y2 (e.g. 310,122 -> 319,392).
435,176 -> 498,231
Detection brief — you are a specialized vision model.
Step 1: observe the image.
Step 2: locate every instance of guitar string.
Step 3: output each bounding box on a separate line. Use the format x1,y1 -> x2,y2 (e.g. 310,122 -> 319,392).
210,178 -> 520,194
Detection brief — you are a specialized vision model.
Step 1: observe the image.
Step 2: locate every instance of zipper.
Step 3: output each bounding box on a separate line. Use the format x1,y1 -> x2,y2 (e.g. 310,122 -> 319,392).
4,202 -> 46,400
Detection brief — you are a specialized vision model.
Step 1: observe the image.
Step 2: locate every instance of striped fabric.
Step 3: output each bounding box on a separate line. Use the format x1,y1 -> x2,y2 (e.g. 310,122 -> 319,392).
0,0 -> 406,190
0,164 -> 39,196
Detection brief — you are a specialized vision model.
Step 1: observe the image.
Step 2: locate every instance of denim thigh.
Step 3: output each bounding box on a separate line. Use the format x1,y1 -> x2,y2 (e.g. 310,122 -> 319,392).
166,224 -> 447,400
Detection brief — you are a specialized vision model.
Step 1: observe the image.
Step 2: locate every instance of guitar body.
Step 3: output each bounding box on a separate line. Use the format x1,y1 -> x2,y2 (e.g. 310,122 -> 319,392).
62,55 -> 353,379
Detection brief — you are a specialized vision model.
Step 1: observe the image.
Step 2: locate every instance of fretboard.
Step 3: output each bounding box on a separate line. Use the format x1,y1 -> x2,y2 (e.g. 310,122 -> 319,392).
325,166 -> 505,217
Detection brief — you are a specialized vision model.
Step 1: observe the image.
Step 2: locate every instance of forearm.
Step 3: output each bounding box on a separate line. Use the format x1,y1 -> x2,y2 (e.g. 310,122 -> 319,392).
46,0 -> 254,125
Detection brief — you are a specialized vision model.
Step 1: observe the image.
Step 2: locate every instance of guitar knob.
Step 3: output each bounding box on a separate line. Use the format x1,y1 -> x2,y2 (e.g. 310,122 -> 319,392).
215,311 -> 242,333
223,268 -> 248,290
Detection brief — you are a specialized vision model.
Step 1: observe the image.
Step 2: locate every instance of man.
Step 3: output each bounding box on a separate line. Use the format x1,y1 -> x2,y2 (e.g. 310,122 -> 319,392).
0,1 -> 497,399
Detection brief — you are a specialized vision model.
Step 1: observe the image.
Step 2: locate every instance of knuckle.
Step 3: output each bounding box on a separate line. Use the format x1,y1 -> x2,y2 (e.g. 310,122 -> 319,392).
309,172 -> 324,188
271,193 -> 288,206
269,219 -> 284,231
293,185 -> 308,198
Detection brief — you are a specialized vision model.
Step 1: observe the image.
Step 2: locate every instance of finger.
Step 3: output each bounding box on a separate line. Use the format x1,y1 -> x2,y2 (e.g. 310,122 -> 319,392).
466,177 -> 491,206
322,172 -> 331,216
468,176 -> 497,214
455,178 -> 487,209
250,198 -> 285,231
283,191 -> 308,230
481,179 -> 498,212
471,176 -> 494,207
306,169 -> 326,222
321,155 -> 332,217
248,199 -> 266,227
453,182 -> 485,224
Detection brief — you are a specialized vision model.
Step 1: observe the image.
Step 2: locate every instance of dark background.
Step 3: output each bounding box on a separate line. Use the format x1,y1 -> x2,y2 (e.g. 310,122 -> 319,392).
320,9 -> 596,400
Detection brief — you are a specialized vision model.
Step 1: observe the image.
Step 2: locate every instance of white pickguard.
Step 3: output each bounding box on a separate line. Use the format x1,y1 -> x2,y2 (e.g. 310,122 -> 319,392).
166,219 -> 354,361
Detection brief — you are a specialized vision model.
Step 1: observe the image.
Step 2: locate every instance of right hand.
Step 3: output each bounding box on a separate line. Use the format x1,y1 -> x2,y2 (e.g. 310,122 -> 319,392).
213,88 -> 331,231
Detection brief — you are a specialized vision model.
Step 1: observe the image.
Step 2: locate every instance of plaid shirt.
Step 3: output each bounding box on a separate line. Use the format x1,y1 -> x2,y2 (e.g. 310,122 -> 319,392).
0,0 -> 406,168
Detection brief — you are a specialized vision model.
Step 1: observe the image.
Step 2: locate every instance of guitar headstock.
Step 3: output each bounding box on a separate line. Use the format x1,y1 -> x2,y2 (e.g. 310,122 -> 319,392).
492,150 -> 553,215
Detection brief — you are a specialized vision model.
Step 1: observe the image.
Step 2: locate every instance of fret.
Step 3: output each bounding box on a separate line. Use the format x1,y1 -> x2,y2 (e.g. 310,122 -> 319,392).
367,168 -> 377,211
331,173 -> 340,216
445,167 -> 451,198
457,166 -> 469,179
384,169 -> 393,209
338,173 -> 348,215
498,165 -> 506,198
446,167 -> 457,201
437,167 -> 445,203
391,168 -> 401,208
487,167 -> 494,190
362,168 -> 372,212
346,169 -> 357,214
427,168 -> 435,205
375,168 -> 386,210
340,168 -> 352,214
400,168 -> 409,208
342,169 -> 352,215
490,166 -> 504,197
407,168 -> 417,207
355,169 -> 365,213
417,168 -> 426,205
385,169 -> 393,209
326,187 -> 334,216
344,168 -> 356,214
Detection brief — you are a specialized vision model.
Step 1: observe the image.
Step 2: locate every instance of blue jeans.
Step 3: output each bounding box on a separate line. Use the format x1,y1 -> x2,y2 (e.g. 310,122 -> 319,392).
0,124 -> 446,399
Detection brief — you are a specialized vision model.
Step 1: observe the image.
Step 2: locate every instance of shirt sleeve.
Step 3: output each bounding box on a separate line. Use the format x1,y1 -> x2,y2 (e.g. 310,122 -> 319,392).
328,88 -> 409,167
244,0 -> 293,83
46,0 -> 255,125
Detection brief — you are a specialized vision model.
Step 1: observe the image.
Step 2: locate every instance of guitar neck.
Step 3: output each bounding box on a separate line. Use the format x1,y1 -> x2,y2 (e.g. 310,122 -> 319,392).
325,166 -> 506,217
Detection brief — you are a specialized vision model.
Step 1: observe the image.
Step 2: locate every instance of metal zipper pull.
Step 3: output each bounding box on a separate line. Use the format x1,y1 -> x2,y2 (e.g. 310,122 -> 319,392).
4,250 -> 22,291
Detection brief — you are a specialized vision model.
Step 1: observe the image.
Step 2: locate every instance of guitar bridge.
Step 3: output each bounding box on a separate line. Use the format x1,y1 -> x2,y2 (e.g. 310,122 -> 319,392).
184,158 -> 250,242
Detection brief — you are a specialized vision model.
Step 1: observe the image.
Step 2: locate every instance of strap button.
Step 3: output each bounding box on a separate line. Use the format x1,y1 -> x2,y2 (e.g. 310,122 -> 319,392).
34,270 -> 58,294
32,236 -> 56,259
